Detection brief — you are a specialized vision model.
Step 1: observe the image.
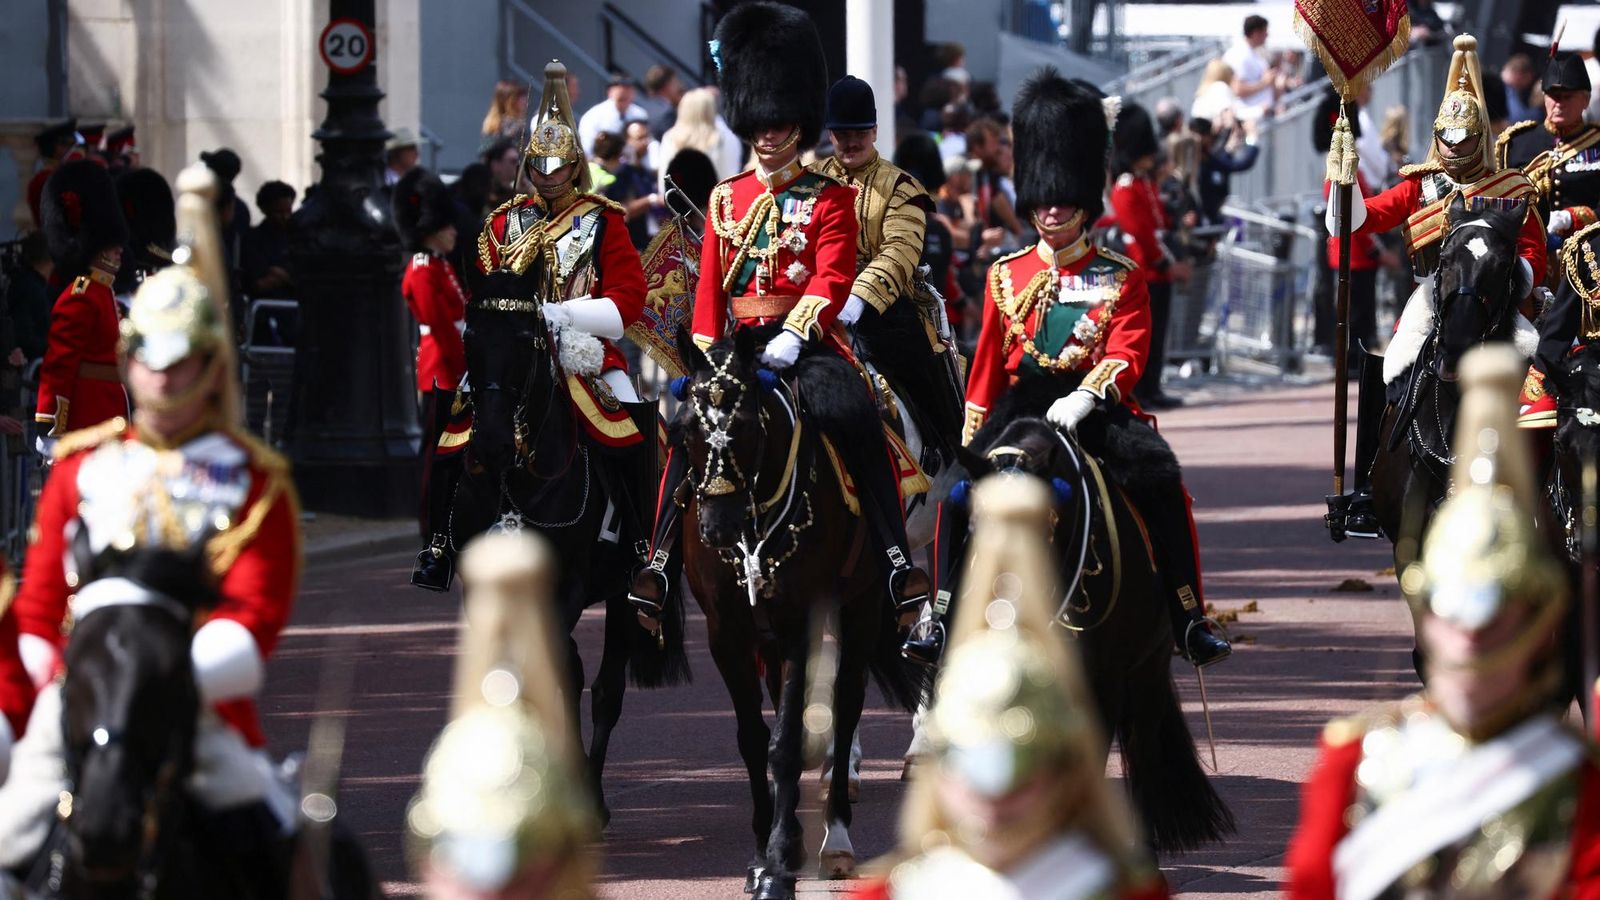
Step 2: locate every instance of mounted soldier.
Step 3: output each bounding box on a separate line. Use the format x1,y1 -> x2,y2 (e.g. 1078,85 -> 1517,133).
410,59 -> 654,591
0,166 -> 303,877
394,168 -> 469,586
942,68 -> 1229,667
35,159 -> 132,459
1499,50 -> 1600,428
1325,34 -> 1547,538
814,74 -> 966,460
630,0 -> 931,624
1286,346 -> 1600,898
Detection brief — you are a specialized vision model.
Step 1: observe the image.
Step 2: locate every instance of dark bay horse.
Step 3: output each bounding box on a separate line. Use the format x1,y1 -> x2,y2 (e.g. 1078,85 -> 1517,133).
27,541 -> 374,899
450,267 -> 688,825
929,416 -> 1234,854
675,326 -> 920,900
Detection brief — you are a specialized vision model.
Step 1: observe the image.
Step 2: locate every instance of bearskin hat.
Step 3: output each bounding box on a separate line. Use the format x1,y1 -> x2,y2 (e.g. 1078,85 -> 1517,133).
1112,102 -> 1160,175
392,167 -> 456,253
1013,68 -> 1111,221
42,159 -> 128,277
712,2 -> 829,149
116,167 -> 176,271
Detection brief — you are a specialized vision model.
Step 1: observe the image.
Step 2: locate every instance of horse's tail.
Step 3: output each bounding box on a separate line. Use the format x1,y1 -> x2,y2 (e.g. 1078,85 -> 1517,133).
1116,662 -> 1235,854
626,587 -> 693,688
866,600 -> 926,713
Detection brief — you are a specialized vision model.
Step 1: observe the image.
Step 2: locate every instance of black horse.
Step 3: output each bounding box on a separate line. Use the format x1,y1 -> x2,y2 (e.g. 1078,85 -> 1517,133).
449,268 -> 688,825
1541,325 -> 1600,716
927,416 -> 1234,854
675,326 -> 921,900
26,540 -> 374,899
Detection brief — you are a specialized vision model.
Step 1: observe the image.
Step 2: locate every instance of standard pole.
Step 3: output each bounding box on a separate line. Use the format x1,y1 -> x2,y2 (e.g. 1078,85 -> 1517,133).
1332,179 -> 1354,495
1583,460 -> 1598,731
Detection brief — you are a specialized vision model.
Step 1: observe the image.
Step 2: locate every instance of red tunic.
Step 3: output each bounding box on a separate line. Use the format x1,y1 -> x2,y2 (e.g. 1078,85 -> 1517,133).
963,240 -> 1151,443
1110,173 -> 1171,284
0,597 -> 35,741
15,424 -> 301,748
693,162 -> 860,357
34,271 -> 128,437
477,197 -> 646,373
1285,711 -> 1600,900
402,251 -> 468,392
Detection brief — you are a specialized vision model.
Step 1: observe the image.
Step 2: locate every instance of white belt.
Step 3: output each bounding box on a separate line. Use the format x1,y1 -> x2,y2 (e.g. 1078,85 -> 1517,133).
418,320 -> 465,337
419,325 -> 431,335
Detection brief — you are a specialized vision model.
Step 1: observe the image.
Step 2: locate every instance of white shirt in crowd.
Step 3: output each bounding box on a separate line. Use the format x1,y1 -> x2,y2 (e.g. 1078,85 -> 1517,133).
1356,107 -> 1390,187
1223,38 -> 1273,116
577,99 -> 649,157
1587,57 -> 1600,123
658,115 -> 746,190
1192,80 -> 1239,122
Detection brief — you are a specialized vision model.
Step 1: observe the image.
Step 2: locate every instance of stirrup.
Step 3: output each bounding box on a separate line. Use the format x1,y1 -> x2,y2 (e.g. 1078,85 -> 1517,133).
1324,490 -> 1383,543
411,536 -> 455,592
900,613 -> 946,667
889,562 -> 931,612
1183,616 -> 1232,669
628,556 -> 670,622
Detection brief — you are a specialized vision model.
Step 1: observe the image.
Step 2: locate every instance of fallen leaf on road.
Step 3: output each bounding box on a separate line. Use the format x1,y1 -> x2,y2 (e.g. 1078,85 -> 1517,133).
1375,566 -> 1396,576
1333,578 -> 1374,592
1206,600 -> 1261,625
1234,634 -> 1257,644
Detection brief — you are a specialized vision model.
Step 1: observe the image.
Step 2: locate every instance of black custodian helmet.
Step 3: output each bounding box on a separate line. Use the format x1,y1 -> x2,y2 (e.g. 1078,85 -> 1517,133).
1013,68 -> 1112,221
392,167 -> 456,253
712,1 -> 829,150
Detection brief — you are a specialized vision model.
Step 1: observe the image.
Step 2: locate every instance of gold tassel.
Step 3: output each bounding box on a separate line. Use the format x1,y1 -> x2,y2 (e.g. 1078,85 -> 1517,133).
1325,106 -> 1358,186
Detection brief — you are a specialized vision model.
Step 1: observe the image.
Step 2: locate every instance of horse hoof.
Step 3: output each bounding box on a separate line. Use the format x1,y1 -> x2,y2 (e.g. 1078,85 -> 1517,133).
744,863 -> 765,894
849,778 -> 859,802
821,849 -> 856,879
753,872 -> 797,900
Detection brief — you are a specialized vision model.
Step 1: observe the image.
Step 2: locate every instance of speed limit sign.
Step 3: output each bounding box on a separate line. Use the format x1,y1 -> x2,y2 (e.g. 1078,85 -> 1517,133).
319,18 -> 373,75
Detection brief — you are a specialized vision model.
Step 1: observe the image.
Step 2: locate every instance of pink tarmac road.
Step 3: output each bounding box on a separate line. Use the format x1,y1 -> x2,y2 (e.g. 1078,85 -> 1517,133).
261,381 -> 1410,898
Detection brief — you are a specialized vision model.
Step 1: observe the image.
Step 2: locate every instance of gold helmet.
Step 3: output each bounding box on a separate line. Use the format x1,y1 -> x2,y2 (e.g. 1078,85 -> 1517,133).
895,476 -> 1144,874
119,164 -> 241,426
1426,35 -> 1495,180
1400,346 -> 1568,672
406,531 -> 598,896
525,60 -> 591,192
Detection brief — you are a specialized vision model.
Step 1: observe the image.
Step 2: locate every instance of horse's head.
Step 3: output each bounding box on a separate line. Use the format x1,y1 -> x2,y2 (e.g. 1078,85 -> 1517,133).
676,325 -> 773,549
465,271 -> 556,474
1434,195 -> 1526,381
60,535 -> 220,884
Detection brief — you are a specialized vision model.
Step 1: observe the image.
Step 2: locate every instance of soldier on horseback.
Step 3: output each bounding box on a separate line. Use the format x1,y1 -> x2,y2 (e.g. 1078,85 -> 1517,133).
630,1 -> 931,623
411,60 -> 654,591
932,69 -> 1229,668
813,75 -> 966,456
0,166 -> 303,877
1326,34 -> 1547,539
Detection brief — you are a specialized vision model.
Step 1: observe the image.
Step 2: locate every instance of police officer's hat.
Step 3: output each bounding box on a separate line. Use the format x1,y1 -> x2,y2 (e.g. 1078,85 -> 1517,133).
1544,52 -> 1592,94
826,76 -> 878,132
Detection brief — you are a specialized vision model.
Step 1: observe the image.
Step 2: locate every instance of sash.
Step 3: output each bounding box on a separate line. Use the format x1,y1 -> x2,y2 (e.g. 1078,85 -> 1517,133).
1404,169 -> 1534,257
1332,714 -> 1583,900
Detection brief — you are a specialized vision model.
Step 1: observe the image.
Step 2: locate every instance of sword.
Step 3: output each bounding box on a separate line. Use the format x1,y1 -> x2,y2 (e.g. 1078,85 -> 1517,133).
1195,664 -> 1219,773
288,643 -> 358,900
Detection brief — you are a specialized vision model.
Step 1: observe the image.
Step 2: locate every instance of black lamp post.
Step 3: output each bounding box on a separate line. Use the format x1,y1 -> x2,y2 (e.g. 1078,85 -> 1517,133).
287,0 -> 420,517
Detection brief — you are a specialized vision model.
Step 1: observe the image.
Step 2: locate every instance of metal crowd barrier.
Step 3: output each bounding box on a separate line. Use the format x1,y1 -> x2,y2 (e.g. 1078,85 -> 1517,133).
2,363 -> 43,568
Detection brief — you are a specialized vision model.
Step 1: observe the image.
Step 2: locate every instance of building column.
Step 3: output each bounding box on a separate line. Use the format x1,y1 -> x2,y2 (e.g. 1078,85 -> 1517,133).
845,0 -> 895,156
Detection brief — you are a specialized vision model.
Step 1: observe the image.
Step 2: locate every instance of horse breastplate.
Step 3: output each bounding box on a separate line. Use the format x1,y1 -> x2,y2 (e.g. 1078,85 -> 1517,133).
502,203 -> 604,300
73,433 -> 253,560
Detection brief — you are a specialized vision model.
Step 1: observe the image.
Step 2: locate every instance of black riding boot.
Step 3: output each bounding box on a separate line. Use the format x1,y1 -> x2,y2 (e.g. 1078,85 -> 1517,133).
900,498 -> 968,665
1325,344 -> 1386,542
411,534 -> 456,592
1143,485 -> 1230,667
835,434 -> 931,617
628,444 -> 688,622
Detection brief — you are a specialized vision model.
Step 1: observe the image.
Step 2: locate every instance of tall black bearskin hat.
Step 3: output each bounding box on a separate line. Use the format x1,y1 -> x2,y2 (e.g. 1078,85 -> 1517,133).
116,168 -> 176,269
42,159 -> 128,277
712,2 -> 829,149
392,167 -> 456,253
1112,102 -> 1160,175
1013,68 -> 1112,221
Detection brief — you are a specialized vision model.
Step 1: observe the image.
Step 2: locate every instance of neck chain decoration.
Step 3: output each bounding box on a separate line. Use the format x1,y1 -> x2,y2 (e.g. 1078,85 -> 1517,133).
692,351 -> 748,499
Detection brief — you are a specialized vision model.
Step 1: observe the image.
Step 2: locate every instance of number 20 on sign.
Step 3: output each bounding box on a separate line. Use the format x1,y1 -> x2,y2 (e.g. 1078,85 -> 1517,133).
319,18 -> 373,75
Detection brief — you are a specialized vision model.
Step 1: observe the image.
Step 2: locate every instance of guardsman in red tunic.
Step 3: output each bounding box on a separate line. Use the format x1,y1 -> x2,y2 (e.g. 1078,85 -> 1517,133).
629,2 -> 931,623
0,167 -> 303,870
851,478 -> 1168,900
948,70 -> 1229,668
1286,347 -> 1600,900
394,168 -> 469,582
413,59 -> 651,591
1325,35 -> 1547,539
35,159 -> 132,457
1109,101 -> 1187,410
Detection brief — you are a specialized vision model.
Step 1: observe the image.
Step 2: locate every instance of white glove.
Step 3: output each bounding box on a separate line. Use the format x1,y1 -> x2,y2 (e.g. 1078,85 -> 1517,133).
1324,187 -> 1369,235
1551,209 -> 1575,236
1045,390 -> 1099,432
760,331 -> 804,370
558,296 -> 626,339
34,435 -> 55,460
18,633 -> 60,691
1512,257 -> 1534,299
191,618 -> 264,704
838,294 -> 867,326
541,303 -> 572,331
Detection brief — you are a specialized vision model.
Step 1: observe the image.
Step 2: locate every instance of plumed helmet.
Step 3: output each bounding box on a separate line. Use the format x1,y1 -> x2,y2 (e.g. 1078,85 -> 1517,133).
1428,35 -> 1494,178
526,60 -> 591,192
1013,68 -> 1112,221
392,167 -> 456,253
120,165 -> 242,426
1112,101 -> 1160,176
116,167 -> 176,272
712,1 -> 829,149
41,159 -> 129,277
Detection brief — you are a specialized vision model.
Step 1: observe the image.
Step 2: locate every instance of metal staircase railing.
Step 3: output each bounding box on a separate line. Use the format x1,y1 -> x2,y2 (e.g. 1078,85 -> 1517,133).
502,0 -> 611,88
600,2 -> 710,86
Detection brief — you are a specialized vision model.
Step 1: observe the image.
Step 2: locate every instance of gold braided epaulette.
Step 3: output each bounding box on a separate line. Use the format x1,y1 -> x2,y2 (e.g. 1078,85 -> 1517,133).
52,416 -> 126,461
1398,160 -> 1446,179
1495,119 -> 1539,169
580,192 -> 626,216
1094,246 -> 1139,271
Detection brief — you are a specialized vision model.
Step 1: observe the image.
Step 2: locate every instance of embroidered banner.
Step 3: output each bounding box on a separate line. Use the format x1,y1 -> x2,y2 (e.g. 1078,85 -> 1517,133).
1294,0 -> 1410,97
628,217 -> 700,379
